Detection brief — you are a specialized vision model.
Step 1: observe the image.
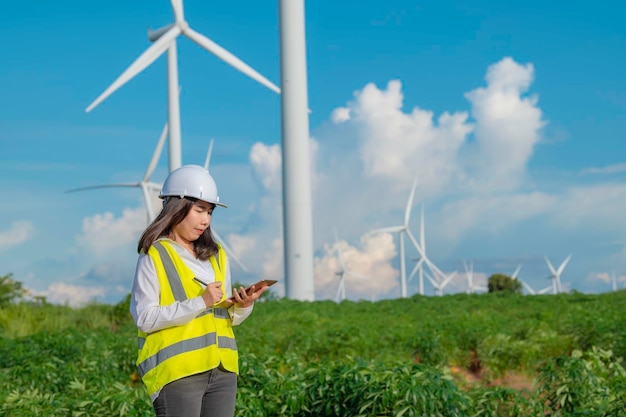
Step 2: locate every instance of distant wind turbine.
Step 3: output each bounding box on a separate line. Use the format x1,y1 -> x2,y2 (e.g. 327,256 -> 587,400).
407,204 -> 446,295
85,0 -> 280,171
66,123 -> 168,224
545,254 -> 572,294
463,260 -> 487,293
369,176 -> 419,298
332,229 -> 369,302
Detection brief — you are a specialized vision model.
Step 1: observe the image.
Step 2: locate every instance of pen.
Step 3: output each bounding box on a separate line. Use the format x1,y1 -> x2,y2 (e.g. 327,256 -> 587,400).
193,277 -> 209,286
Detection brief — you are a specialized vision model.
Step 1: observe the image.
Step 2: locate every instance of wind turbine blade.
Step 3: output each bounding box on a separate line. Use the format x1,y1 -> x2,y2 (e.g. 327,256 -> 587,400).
183,27 -> 281,94
140,183 -> 156,223
212,229 -> 248,273
407,258 -> 424,282
144,123 -> 169,182
405,229 -> 424,258
512,264 -> 522,279
66,183 -> 139,193
86,27 -> 181,112
557,254 -> 572,275
538,285 -> 552,295
170,0 -> 184,22
371,225 -> 404,235
442,271 -> 457,287
424,258 -> 446,282
204,138 -> 215,170
544,256 -> 557,275
403,176 -> 418,227
424,271 -> 439,288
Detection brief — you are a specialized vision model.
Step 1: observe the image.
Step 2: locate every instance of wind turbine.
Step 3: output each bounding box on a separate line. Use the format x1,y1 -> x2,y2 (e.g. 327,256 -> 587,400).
463,260 -> 487,293
545,254 -> 572,294
406,204 -> 456,296
66,123 -> 168,224
404,203 -> 451,296
85,0 -> 280,172
369,176 -> 419,298
331,230 -> 369,302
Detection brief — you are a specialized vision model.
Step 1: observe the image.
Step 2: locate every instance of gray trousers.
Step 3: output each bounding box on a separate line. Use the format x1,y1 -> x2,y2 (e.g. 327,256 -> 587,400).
153,367 -> 237,417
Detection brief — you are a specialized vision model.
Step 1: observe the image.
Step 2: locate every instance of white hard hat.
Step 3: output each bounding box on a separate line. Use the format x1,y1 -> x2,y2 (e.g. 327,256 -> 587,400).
159,165 -> 227,207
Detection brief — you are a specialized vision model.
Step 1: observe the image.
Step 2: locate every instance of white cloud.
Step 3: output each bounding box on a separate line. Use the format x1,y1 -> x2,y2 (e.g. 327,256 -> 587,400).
336,79 -> 472,189
437,191 -> 557,242
551,184 -> 626,234
74,207 -> 146,259
580,163 -> 626,176
0,221 -> 35,251
314,232 -> 398,300
38,282 -> 106,307
586,271 -> 626,288
464,57 -> 545,191
250,142 -> 282,191
261,237 -> 284,282
331,107 -> 351,123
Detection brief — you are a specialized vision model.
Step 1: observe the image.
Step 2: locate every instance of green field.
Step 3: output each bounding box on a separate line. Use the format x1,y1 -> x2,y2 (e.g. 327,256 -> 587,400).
1,290 -> 625,416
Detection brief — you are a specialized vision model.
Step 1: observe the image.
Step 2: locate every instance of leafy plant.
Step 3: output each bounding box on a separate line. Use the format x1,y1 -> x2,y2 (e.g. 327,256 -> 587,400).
487,274 -> 522,294
0,273 -> 28,307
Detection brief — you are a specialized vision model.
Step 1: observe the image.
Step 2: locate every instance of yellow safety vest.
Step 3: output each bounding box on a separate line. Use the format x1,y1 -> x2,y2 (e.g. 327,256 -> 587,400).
136,240 -> 238,397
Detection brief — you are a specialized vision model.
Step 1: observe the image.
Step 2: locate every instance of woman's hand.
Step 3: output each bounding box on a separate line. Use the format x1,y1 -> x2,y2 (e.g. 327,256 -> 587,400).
201,281 -> 223,308
231,284 -> 269,308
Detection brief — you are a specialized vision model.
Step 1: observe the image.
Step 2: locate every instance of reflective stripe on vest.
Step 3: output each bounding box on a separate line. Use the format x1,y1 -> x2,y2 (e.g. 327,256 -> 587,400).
136,240 -> 238,397
137,307 -> 231,350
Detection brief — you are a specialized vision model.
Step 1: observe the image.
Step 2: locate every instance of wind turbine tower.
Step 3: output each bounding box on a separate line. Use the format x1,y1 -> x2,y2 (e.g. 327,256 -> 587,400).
611,270 -> 618,292
332,230 -> 368,302
278,0 -> 315,300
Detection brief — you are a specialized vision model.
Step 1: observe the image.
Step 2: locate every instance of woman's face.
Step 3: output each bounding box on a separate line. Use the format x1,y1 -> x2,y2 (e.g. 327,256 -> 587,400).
171,200 -> 215,245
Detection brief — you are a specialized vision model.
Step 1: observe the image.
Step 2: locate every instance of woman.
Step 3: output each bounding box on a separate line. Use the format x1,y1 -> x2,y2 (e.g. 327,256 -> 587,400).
130,164 -> 268,417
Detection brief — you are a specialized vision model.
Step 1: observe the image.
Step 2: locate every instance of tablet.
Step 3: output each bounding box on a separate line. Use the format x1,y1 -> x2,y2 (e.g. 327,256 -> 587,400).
228,279 -> 277,301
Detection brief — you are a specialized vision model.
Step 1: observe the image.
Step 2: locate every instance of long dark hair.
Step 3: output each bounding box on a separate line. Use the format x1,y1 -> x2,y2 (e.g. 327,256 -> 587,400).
137,197 -> 219,261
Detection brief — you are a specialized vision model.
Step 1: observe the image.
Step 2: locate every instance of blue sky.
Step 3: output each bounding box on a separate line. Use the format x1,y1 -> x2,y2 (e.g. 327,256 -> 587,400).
1,0 -> 625,305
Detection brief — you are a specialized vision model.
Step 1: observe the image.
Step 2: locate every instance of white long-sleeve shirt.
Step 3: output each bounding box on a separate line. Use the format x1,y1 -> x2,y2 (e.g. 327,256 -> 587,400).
130,238 -> 253,333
